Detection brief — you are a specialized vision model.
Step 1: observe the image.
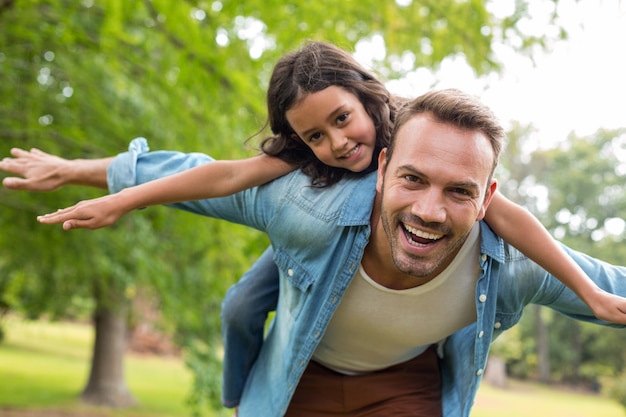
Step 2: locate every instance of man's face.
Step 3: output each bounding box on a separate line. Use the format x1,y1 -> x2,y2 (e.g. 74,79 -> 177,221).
376,113 -> 497,281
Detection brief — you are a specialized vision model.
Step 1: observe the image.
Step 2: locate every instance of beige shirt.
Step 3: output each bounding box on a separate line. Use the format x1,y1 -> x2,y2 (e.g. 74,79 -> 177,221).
312,223 -> 481,374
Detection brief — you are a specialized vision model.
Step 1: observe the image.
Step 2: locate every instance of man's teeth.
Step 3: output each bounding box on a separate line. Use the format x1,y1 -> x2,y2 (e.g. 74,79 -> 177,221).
404,224 -> 442,241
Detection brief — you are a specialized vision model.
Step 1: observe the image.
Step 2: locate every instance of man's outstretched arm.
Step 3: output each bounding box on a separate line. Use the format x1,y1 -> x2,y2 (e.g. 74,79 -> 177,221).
0,147 -> 112,191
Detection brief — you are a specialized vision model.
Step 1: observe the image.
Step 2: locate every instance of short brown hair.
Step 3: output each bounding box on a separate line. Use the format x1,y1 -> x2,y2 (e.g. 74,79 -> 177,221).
387,89 -> 505,175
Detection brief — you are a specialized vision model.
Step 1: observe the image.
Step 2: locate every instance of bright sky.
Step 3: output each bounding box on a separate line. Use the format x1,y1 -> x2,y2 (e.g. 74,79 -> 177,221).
377,0 -> 626,150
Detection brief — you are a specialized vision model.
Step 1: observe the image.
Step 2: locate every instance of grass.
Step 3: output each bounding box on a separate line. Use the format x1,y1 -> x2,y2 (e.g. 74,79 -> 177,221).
0,315 -> 197,417
0,315 -> 624,417
471,379 -> 625,417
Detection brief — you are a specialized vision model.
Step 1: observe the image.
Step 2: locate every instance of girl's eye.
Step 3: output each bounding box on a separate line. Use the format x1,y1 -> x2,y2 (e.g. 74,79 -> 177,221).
308,132 -> 323,143
336,112 -> 349,124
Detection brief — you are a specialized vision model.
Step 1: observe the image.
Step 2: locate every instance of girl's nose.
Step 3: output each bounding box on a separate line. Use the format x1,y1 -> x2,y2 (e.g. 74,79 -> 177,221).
329,130 -> 348,152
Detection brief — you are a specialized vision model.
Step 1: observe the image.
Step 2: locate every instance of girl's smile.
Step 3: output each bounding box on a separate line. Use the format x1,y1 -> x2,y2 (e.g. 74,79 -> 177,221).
339,143 -> 362,161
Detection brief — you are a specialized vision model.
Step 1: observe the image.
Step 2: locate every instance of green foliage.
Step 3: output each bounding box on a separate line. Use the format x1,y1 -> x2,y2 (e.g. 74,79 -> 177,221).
0,0 -> 579,412
496,126 -> 626,396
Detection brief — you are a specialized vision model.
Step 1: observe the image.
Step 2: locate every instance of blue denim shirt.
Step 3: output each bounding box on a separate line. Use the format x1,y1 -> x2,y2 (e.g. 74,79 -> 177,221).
108,138 -> 626,417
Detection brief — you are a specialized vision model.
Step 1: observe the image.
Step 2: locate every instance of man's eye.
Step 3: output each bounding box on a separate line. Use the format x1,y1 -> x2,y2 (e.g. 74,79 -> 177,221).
404,175 -> 419,183
451,188 -> 472,197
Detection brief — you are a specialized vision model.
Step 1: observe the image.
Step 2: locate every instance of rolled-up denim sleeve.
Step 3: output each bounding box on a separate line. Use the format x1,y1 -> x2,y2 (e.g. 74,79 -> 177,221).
106,138 -> 272,231
503,242 -> 626,327
107,137 -> 216,193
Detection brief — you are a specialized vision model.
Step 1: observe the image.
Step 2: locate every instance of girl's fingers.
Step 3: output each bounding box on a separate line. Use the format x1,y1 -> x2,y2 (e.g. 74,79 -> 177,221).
37,209 -> 75,224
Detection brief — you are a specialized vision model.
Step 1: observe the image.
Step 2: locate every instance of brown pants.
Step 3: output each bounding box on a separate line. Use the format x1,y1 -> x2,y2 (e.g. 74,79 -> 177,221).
284,346 -> 442,417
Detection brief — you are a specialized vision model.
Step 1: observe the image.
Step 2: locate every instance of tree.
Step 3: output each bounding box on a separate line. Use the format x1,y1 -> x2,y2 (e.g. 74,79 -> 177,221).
496,126 -> 626,389
0,0 -> 575,413
534,129 -> 626,389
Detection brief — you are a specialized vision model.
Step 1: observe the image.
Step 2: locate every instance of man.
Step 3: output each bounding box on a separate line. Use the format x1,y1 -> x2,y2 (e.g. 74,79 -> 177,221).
2,89 -> 625,417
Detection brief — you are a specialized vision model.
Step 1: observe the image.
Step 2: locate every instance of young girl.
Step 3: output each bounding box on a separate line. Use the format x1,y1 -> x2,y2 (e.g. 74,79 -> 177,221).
10,42 -> 626,408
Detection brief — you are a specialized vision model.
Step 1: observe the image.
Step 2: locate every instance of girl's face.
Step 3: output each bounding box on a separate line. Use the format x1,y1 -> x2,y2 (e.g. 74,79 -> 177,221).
285,86 -> 377,173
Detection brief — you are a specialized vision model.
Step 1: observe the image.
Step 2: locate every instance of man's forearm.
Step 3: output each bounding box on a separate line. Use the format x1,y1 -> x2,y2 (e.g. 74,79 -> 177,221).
68,157 -> 114,189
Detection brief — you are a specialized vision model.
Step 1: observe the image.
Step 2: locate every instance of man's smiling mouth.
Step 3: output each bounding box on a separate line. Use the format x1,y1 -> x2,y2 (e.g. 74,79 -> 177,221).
403,223 -> 443,245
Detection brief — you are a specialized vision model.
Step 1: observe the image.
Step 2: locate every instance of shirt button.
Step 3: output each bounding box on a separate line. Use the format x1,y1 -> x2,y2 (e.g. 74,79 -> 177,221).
478,331 -> 484,338
478,294 -> 487,303
287,268 -> 294,276
476,369 -> 483,376
494,322 -> 502,329
481,254 -> 487,262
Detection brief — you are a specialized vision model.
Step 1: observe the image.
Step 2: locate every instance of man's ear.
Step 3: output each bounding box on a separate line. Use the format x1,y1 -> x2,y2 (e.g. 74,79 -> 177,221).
376,148 -> 388,193
477,179 -> 498,221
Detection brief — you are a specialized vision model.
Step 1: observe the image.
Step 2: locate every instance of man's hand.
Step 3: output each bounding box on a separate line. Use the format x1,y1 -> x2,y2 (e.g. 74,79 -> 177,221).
1,147 -> 111,191
0,147 -> 72,191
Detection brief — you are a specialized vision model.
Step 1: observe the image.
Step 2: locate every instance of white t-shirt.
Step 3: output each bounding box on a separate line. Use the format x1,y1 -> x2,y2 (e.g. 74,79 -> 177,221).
312,223 -> 481,374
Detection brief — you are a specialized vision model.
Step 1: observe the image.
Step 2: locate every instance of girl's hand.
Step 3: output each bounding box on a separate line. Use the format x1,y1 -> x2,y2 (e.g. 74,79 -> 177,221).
1,148 -> 71,191
37,193 -> 130,230
584,288 -> 626,324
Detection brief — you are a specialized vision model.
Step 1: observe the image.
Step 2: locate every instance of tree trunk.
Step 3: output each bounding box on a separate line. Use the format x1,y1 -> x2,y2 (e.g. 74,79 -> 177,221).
484,356 -> 508,388
80,300 -> 136,407
570,322 -> 582,383
535,305 -> 551,383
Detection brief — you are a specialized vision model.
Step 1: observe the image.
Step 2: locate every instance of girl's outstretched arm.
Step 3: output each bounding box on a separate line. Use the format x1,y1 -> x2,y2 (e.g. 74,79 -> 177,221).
36,154 -> 296,230
486,191 -> 626,324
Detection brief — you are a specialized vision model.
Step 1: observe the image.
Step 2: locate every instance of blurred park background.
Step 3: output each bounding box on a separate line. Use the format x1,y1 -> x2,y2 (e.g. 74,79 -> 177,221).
1,0 -> 625,416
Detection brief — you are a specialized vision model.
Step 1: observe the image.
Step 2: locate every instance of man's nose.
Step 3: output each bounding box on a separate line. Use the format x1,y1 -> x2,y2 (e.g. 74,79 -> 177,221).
412,189 -> 446,224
